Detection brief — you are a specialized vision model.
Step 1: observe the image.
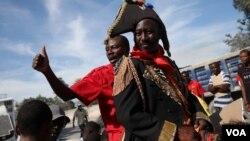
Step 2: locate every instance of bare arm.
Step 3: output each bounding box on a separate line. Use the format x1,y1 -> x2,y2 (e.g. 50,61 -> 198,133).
197,83 -> 205,99
85,115 -> 88,122
32,46 -> 76,101
207,84 -> 218,94
214,84 -> 230,93
239,77 -> 248,104
85,111 -> 89,122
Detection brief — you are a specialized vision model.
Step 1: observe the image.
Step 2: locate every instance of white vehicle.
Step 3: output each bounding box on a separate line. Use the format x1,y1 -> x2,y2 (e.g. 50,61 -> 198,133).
0,94 -> 15,141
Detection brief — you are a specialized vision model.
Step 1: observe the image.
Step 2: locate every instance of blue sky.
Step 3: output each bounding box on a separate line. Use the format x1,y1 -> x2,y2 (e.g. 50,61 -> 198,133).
0,0 -> 243,102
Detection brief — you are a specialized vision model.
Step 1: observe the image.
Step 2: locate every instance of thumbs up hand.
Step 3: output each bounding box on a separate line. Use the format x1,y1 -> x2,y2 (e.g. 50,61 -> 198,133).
32,45 -> 50,73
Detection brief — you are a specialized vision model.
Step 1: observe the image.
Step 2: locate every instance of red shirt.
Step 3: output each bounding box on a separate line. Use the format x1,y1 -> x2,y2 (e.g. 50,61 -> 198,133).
188,80 -> 205,97
71,64 -> 123,141
235,74 -> 241,86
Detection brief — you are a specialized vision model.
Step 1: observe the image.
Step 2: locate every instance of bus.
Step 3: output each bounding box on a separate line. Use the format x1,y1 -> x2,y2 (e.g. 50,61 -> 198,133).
180,47 -> 250,111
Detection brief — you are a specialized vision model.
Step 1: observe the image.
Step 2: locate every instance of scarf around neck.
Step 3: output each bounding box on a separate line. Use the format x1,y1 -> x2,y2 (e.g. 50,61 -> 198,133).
130,46 -> 177,86
131,46 -> 192,119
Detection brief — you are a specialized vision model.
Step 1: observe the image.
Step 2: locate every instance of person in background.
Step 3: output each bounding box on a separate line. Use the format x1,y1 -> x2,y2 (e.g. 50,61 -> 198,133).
32,35 -> 130,141
49,104 -> 70,141
15,100 -> 52,141
73,104 -> 88,137
100,130 -> 108,141
235,62 -> 244,86
238,49 -> 250,121
96,116 -> 105,135
194,118 -> 215,141
208,61 -> 233,113
182,71 -> 211,116
81,121 -> 101,141
107,1 -> 212,140
181,71 -> 205,99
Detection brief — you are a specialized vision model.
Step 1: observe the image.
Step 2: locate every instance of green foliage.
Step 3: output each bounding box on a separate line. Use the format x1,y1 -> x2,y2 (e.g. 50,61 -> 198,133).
16,95 -> 75,111
233,0 -> 250,19
224,0 -> 250,52
16,77 -> 76,111
224,32 -> 250,52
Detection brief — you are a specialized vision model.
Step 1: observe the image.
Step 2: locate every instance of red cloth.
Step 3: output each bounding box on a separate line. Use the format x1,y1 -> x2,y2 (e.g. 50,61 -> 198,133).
70,64 -> 123,141
130,46 -> 177,86
187,80 -> 205,97
235,74 -> 241,86
206,133 -> 218,141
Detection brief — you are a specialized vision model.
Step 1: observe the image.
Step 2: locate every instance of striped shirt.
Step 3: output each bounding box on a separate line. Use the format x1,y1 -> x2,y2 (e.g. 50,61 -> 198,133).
209,71 -> 233,108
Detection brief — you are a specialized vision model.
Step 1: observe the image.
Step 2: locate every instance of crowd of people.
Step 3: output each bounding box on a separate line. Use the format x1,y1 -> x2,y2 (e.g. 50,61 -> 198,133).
14,0 -> 250,141
15,99 -> 107,141
32,34 -> 129,141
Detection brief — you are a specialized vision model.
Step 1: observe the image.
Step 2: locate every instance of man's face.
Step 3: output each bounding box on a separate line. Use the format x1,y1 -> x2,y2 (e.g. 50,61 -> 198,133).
50,118 -> 67,141
134,19 -> 160,54
181,72 -> 190,84
105,36 -> 128,65
40,121 -> 53,141
78,106 -> 83,111
209,63 -> 220,75
240,52 -> 250,65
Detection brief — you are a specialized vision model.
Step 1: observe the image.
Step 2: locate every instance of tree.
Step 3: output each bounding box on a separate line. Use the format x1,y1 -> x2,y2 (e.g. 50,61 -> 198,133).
16,77 -> 75,111
233,0 -> 250,18
224,0 -> 250,52
16,95 -> 75,111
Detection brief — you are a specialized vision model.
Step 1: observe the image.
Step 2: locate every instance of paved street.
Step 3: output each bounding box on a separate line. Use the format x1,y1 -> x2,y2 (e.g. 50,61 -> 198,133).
57,105 -> 101,141
58,124 -> 81,141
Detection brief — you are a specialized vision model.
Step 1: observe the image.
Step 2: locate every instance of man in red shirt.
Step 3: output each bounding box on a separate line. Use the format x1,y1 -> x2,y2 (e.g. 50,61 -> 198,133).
236,62 -> 244,86
182,71 -> 205,99
32,35 -> 130,141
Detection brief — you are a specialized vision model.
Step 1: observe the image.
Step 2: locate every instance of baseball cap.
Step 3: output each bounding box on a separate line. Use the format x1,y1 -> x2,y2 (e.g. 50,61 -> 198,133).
49,104 -> 70,123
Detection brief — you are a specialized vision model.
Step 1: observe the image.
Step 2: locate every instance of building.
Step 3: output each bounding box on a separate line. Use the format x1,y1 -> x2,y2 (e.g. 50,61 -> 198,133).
180,47 -> 250,112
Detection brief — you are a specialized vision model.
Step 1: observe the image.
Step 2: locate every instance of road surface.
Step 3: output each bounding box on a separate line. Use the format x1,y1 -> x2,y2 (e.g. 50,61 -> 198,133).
57,104 -> 101,141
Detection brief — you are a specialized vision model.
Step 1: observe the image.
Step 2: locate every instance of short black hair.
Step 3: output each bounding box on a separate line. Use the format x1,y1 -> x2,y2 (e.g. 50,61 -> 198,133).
209,61 -> 220,68
117,35 -> 130,54
181,70 -> 189,75
82,121 -> 101,141
16,100 -> 52,138
84,121 -> 101,133
104,35 -> 130,54
240,49 -> 250,56
85,132 -> 101,141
